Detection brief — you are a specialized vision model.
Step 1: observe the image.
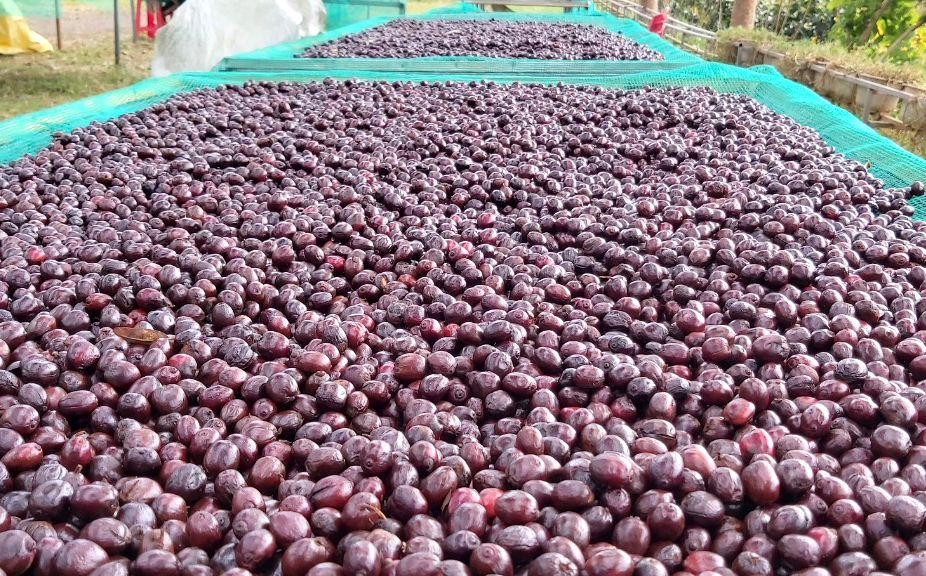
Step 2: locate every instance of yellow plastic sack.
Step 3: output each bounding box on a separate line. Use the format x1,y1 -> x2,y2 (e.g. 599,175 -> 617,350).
0,0 -> 53,55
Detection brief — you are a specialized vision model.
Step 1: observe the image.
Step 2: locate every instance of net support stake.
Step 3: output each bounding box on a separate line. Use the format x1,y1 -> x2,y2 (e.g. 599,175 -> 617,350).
862,86 -> 872,123
54,0 -> 62,50
130,0 -> 138,42
114,0 -> 121,65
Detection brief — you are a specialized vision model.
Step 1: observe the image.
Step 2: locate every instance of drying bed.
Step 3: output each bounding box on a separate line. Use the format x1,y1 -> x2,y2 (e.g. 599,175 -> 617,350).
216,4 -> 699,75
296,17 -> 663,60
0,68 -> 924,575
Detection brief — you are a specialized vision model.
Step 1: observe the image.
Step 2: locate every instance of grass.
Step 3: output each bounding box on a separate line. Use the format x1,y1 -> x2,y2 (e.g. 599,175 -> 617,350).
717,27 -> 926,88
0,35 -> 153,121
878,127 -> 926,160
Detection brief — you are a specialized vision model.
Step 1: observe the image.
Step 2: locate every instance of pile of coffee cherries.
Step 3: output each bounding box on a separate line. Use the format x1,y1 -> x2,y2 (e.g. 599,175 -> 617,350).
298,19 -> 664,60
0,78 -> 924,576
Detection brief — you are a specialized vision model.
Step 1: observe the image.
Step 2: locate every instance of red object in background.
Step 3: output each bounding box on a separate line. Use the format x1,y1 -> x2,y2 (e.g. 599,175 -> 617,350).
135,0 -> 166,39
135,1 -> 183,39
649,12 -> 667,36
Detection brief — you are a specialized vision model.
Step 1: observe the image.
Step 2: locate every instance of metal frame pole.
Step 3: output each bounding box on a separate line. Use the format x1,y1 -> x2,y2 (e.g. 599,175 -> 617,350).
54,0 -> 62,50
114,0 -> 121,65
130,0 -> 138,42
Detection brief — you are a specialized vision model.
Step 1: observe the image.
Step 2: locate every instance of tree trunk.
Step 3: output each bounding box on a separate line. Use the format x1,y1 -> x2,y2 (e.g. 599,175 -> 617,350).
856,0 -> 893,47
881,12 -> 926,60
730,0 -> 758,28
773,0 -> 790,34
639,0 -> 659,14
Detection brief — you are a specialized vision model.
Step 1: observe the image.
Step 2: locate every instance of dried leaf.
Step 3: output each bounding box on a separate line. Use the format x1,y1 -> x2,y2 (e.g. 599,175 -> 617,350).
359,503 -> 387,520
113,326 -> 169,345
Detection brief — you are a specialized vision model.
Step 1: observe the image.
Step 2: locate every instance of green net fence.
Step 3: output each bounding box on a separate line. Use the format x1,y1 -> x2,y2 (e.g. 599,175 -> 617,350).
1,63 -> 924,213
11,0 -> 128,50
217,3 -> 700,74
325,1 -> 403,32
14,0 -> 114,20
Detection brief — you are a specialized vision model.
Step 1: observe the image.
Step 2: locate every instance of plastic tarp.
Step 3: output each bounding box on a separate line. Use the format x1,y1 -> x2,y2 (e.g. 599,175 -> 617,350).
0,0 -> 52,55
151,0 -> 326,76
217,3 -> 701,75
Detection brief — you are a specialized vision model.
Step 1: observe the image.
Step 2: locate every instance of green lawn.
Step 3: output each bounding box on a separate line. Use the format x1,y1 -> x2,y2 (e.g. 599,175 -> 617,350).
878,127 -> 926,163
0,35 -> 152,121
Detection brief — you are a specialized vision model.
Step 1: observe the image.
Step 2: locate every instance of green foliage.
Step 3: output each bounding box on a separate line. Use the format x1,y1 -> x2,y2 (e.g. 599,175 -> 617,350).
670,0 -> 833,39
669,0 -> 729,30
675,0 -> 926,62
829,0 -> 914,43
828,0 -> 926,61
756,0 -> 835,39
887,25 -> 926,62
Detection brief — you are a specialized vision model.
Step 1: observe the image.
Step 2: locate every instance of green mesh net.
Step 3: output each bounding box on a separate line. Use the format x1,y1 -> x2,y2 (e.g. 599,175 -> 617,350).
217,2 -> 700,74
324,0 -> 407,33
1,63 -> 924,214
14,0 -> 113,20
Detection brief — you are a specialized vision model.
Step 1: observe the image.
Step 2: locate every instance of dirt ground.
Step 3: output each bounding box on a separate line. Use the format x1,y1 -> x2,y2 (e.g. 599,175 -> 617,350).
27,0 -> 137,46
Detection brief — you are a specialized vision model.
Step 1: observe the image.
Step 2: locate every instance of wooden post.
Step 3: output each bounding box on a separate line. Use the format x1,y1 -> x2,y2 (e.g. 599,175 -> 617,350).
639,0 -> 657,13
861,86 -> 873,122
730,0 -> 757,28
54,0 -> 62,50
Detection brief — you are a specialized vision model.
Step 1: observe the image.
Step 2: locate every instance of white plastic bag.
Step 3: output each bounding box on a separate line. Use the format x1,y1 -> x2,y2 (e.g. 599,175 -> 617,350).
151,0 -> 327,77
283,0 -> 327,37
